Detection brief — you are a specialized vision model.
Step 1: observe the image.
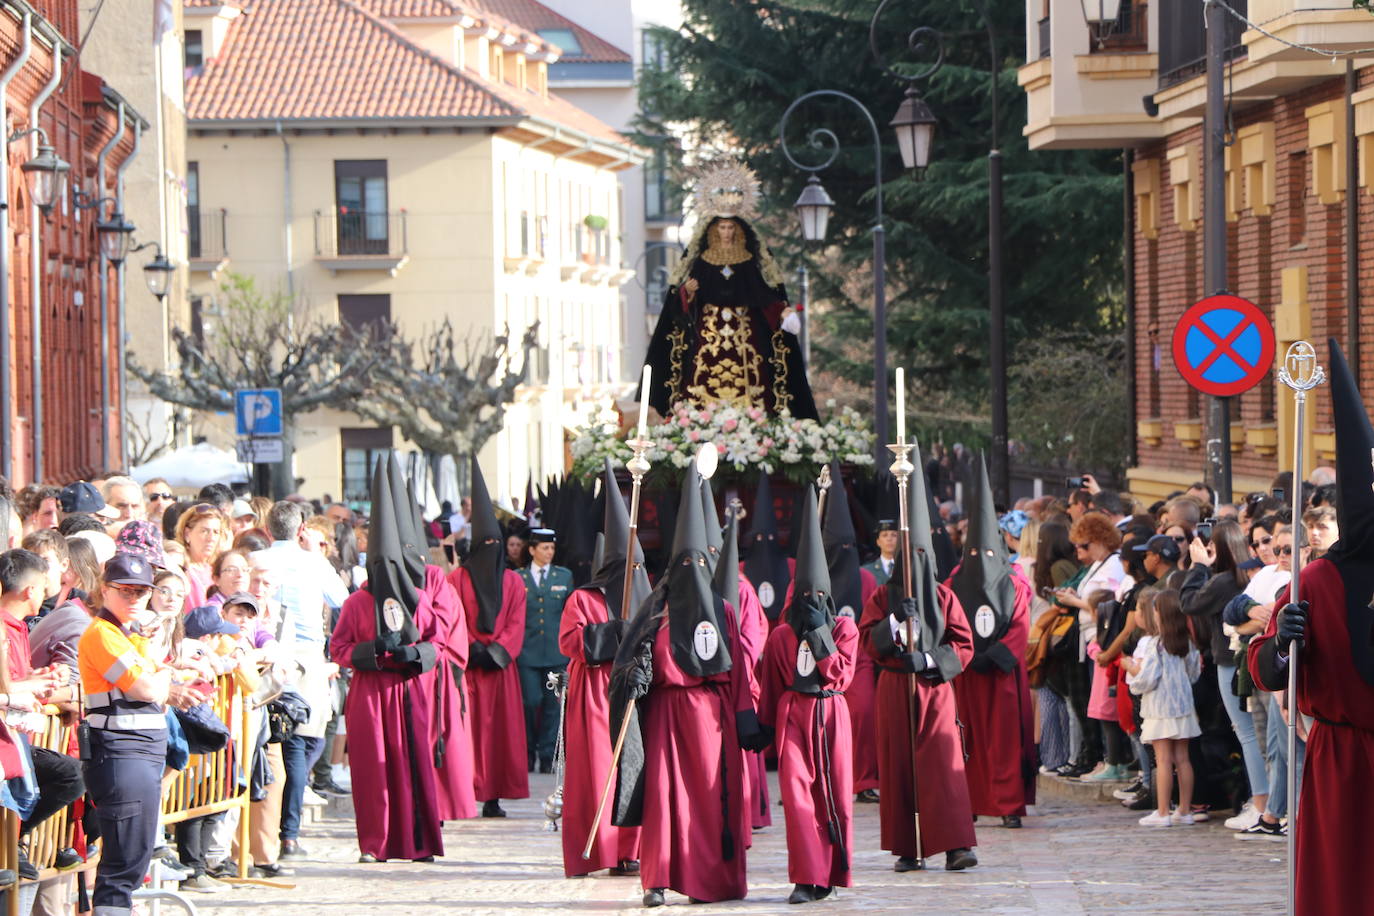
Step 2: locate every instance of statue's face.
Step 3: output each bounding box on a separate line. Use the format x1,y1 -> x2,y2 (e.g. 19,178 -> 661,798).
711,219 -> 741,247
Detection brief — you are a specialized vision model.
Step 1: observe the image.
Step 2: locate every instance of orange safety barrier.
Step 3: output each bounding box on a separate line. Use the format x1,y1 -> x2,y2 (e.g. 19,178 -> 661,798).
0,672 -> 255,915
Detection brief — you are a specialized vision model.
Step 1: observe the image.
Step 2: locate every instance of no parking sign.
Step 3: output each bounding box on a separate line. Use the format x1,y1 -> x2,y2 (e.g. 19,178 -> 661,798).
1171,294 -> 1276,396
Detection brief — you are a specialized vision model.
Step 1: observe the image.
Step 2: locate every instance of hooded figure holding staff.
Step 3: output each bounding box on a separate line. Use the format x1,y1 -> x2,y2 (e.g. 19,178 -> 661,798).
858,433 -> 978,872
558,459 -> 646,878
758,485 -> 857,904
607,457 -> 761,907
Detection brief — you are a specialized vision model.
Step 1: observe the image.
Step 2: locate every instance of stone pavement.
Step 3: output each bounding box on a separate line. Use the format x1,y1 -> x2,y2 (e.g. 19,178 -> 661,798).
191,773 -> 1286,915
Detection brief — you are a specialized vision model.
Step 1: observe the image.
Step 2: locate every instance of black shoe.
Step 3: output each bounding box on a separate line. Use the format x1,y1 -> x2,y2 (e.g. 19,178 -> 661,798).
481,800 -> 507,818
156,855 -> 193,879
15,850 -> 36,881
312,779 -> 351,797
538,758 -> 553,775
1126,793 -> 1156,811
856,788 -> 880,804
788,884 -> 816,904
945,847 -> 978,871
0,869 -> 14,887
1236,818 -> 1286,840
812,886 -> 832,901
358,854 -> 379,864
608,859 -> 640,876
643,888 -> 666,907
207,859 -> 238,879
894,856 -> 925,872
279,839 -> 308,860
1002,815 -> 1022,829
413,855 -> 435,863
253,862 -> 295,878
53,847 -> 81,870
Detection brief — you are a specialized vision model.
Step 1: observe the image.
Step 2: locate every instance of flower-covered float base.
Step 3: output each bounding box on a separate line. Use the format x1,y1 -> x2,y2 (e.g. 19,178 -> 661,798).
569,400 -> 875,558
570,399 -> 874,486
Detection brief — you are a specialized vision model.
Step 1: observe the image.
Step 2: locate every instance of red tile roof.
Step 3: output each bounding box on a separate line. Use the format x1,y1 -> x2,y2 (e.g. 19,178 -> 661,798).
185,0 -> 633,150
354,0 -> 558,58
471,0 -> 630,64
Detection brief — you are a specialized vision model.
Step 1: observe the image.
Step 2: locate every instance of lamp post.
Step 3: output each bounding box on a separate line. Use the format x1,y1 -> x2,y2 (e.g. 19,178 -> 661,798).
871,0 -> 1009,507
1079,0 -> 1123,46
780,90 -> 891,465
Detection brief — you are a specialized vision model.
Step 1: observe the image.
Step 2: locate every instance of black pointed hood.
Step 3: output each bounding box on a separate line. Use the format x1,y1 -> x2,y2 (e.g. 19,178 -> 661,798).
947,453 -> 1016,654
712,501 -> 741,606
387,453 -> 427,589
1320,339 -> 1374,687
366,457 -> 422,649
463,456 -> 506,634
821,462 -> 864,620
788,487 -> 835,636
887,433 -> 946,654
654,466 -> 732,678
743,474 -> 791,621
583,458 -> 651,620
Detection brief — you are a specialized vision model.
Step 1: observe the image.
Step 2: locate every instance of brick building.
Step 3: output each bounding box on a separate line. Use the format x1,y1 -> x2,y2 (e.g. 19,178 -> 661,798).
1020,0 -> 1374,502
0,0 -> 148,485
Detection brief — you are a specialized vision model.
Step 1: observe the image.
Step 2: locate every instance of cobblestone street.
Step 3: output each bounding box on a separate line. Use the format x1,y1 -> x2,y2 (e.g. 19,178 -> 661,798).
191,773 -> 1286,915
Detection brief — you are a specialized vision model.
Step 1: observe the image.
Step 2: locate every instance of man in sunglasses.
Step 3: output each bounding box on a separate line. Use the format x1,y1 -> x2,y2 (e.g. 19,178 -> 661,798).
142,479 -> 175,527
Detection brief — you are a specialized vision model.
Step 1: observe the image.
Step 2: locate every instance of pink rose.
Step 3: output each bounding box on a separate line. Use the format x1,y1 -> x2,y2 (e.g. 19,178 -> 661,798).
689,430 -> 701,442
758,446 -> 770,457
762,437 -> 774,448
723,419 -> 738,432
664,442 -> 676,451
679,417 -> 691,428
701,411 -> 714,424
716,442 -> 727,454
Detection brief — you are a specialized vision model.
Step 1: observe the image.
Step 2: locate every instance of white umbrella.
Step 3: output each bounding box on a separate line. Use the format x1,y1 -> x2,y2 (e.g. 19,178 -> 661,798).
131,442 -> 250,488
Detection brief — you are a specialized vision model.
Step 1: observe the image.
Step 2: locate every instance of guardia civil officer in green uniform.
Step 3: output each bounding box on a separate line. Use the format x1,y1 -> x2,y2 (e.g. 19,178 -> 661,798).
862,520 -> 900,586
517,528 -> 573,773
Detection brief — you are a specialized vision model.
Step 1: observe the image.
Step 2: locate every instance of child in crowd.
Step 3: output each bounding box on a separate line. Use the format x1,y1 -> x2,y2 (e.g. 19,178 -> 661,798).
1121,589 -> 1202,826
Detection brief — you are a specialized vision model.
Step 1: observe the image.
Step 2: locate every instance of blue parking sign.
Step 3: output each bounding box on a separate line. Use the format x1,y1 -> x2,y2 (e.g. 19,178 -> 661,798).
235,389 -> 283,436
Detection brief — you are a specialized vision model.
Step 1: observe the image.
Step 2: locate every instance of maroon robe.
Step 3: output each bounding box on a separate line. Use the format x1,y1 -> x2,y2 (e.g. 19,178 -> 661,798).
950,569 -> 1036,816
448,566 -> 529,801
639,602 -> 752,902
1248,559 -> 1374,916
425,565 -> 477,820
736,575 -> 772,830
859,584 -> 977,859
331,586 -> 445,860
758,617 -> 857,888
558,588 -> 641,876
787,568 -> 878,792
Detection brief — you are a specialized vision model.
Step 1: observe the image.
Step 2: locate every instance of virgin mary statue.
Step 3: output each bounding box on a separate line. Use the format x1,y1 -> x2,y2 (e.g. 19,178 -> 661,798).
641,161 -> 818,420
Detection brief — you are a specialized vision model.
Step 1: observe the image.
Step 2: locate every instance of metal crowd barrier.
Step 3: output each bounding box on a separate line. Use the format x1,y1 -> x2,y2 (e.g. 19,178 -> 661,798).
0,672 -> 254,915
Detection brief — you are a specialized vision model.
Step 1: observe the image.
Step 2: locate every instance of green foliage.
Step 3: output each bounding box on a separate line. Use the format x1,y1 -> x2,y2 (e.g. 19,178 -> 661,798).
637,0 -> 1128,468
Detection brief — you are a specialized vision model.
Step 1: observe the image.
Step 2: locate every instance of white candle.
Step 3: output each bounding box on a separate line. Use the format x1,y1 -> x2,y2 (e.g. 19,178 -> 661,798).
638,364 -> 652,439
895,367 -> 905,445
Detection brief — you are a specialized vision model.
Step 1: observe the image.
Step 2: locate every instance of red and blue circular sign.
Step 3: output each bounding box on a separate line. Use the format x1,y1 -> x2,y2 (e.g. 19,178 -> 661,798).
1171,293 -> 1276,397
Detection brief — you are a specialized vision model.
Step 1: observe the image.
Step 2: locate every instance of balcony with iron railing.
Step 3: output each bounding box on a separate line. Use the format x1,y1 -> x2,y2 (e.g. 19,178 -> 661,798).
1158,0 -> 1245,90
313,208 -> 410,276
188,207 -> 228,272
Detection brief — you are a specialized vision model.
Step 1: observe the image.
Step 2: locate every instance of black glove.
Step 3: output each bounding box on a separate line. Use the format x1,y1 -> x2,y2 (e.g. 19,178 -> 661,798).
736,709 -> 773,752
469,641 -> 494,670
892,597 -> 918,623
387,645 -> 422,666
984,640 -> 1017,674
798,600 -> 827,635
899,651 -> 929,675
626,641 -> 653,700
968,652 -> 994,674
1276,600 -> 1309,653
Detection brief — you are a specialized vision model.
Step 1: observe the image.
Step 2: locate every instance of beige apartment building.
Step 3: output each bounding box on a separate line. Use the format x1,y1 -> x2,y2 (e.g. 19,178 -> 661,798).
183,0 -> 642,504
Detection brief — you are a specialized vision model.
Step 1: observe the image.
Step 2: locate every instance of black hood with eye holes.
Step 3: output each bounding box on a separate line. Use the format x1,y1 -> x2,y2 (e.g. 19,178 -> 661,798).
946,453 -> 1016,655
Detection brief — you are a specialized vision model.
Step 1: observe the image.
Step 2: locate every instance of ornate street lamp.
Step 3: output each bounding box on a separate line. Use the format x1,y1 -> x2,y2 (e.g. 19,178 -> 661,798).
142,250 -> 175,300
1080,0 -> 1123,46
889,89 -> 938,174
19,142 -> 70,215
792,176 -> 835,242
96,212 -> 136,265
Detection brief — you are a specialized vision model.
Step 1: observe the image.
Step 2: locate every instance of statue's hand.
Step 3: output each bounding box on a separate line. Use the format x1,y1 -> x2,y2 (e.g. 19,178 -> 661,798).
683,278 -> 699,298
781,310 -> 801,335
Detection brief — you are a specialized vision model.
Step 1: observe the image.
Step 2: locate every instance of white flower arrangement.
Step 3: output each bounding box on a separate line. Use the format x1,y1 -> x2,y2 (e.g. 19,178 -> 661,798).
570,399 -> 874,482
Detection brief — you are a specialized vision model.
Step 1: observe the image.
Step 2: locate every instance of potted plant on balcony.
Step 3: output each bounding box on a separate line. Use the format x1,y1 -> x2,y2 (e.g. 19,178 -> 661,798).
582,214 -> 608,265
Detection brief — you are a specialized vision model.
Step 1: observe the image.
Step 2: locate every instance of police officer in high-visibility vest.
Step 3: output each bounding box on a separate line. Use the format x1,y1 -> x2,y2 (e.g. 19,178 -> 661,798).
517,528 -> 573,773
79,553 -> 198,916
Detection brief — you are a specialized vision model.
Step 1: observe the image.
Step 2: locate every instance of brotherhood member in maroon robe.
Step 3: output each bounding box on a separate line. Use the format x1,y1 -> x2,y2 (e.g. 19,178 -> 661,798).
558,459 -> 646,878
390,457 -> 477,821
759,486 -> 856,904
859,434 -> 977,872
332,458 -> 444,862
707,491 -> 771,831
1249,339 -> 1374,916
445,457 -> 528,816
609,466 -> 762,907
947,454 -> 1036,825
743,473 -> 791,630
